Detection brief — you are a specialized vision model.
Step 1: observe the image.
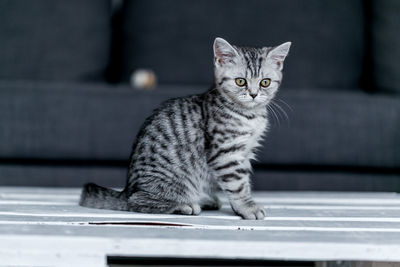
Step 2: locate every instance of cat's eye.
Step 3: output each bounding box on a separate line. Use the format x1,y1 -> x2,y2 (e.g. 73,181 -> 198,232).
260,78 -> 271,88
235,78 -> 247,87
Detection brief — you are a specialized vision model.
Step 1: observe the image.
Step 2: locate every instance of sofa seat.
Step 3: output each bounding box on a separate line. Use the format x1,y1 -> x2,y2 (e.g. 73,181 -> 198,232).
0,80 -> 398,188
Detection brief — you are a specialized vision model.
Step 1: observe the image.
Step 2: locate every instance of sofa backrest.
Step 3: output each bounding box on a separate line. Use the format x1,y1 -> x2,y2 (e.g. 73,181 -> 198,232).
0,0 -> 111,82
371,0 -> 400,93
121,0 -> 365,89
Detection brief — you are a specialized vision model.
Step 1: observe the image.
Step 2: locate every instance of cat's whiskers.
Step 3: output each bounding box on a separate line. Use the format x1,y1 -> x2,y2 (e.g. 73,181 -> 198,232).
266,104 -> 280,127
270,99 -> 290,125
207,87 -> 219,94
276,98 -> 293,111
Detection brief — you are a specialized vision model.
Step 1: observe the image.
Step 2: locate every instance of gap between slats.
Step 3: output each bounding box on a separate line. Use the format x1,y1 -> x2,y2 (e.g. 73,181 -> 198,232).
1,220 -> 400,232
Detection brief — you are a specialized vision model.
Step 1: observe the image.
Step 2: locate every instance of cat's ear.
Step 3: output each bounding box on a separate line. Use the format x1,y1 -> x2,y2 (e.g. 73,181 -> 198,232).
267,42 -> 291,71
213,37 -> 239,66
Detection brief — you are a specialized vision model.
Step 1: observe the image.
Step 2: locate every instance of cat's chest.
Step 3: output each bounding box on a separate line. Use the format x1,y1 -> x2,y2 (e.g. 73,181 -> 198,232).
239,116 -> 268,147
210,115 -> 268,149
243,116 -> 268,138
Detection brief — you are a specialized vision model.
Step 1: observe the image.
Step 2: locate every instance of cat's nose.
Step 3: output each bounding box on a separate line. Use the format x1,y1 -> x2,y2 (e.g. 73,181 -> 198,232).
249,93 -> 258,99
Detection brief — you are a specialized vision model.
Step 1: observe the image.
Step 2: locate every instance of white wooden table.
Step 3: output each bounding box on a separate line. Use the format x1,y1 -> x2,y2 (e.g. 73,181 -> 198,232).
0,187 -> 400,267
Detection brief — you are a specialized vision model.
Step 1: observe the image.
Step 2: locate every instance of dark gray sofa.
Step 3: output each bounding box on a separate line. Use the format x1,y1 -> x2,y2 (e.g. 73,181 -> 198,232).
0,0 -> 399,191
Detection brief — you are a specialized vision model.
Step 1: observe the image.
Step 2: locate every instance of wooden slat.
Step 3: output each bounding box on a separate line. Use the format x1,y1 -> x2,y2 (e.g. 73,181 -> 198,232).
0,186 -> 400,266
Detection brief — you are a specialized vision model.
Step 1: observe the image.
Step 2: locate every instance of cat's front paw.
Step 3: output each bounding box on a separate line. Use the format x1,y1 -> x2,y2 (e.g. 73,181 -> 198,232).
234,204 -> 266,220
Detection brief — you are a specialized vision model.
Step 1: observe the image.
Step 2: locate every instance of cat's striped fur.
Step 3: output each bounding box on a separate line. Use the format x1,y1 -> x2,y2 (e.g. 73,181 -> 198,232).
80,38 -> 291,219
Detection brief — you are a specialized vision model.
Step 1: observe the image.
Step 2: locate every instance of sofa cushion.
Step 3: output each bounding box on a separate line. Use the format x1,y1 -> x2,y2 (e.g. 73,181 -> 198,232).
1,164 -> 399,191
0,0 -> 110,81
0,81 -> 198,161
372,0 -> 400,93
0,81 -> 398,169
260,88 -> 400,168
122,0 -> 365,89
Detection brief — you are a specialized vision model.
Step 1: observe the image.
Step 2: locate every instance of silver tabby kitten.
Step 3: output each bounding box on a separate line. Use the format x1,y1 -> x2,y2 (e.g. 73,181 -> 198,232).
80,38 -> 291,220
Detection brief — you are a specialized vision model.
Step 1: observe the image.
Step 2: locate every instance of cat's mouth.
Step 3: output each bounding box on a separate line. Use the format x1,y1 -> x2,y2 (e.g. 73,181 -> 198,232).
240,94 -> 267,104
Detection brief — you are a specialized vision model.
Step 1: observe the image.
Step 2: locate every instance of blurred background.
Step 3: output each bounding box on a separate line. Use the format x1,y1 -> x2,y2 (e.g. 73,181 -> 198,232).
0,0 -> 398,191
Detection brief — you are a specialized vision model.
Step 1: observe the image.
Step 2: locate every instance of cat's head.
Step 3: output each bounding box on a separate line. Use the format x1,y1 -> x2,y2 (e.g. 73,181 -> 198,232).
213,37 -> 291,108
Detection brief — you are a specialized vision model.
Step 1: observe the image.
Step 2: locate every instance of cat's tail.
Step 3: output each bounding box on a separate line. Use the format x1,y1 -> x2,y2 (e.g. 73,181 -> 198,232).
79,183 -> 129,211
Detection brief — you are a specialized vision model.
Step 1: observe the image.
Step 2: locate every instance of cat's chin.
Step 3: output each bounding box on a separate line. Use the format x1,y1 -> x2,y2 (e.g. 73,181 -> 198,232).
237,98 -> 270,109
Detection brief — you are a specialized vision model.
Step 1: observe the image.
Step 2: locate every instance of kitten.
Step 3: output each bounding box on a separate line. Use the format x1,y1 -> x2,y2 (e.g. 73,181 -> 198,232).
80,37 -> 291,220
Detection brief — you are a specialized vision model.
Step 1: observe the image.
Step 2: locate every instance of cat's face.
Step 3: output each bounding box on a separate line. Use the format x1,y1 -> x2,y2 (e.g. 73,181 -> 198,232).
213,38 -> 291,108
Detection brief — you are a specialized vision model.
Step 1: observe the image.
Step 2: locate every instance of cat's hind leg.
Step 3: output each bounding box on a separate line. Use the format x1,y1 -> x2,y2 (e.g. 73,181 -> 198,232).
127,191 -> 201,215
173,203 -> 201,215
